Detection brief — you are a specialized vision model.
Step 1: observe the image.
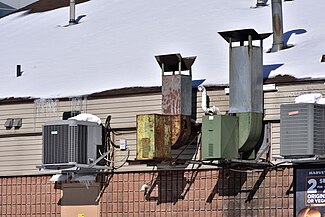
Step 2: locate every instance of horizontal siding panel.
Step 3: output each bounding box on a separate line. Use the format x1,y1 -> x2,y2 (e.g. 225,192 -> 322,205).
87,94 -> 162,105
0,156 -> 41,165
88,108 -> 162,119
272,123 -> 281,157
0,144 -> 41,152
277,83 -> 325,92
0,103 -> 35,112
87,99 -> 162,109
0,149 -> 41,157
0,165 -> 40,175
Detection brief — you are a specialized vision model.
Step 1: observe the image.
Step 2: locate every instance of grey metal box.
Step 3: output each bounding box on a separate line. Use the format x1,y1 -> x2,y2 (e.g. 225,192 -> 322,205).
280,103 -> 325,158
42,120 -> 102,165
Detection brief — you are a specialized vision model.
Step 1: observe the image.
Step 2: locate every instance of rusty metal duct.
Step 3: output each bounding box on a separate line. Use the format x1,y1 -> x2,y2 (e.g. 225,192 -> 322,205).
271,0 -> 285,52
69,0 -> 76,24
155,53 -> 196,116
136,54 -> 196,160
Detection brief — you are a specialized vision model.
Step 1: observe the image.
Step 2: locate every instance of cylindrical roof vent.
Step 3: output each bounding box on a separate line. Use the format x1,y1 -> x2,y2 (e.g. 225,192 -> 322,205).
16,65 -> 22,77
69,0 -> 76,24
271,0 -> 285,52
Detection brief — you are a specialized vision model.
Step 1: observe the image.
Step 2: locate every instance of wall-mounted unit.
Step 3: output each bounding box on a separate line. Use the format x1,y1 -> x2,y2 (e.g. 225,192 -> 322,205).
136,114 -> 191,161
201,29 -> 270,160
202,115 -> 238,159
280,103 -> 325,158
136,53 -> 196,161
42,120 -> 102,165
136,114 -> 172,161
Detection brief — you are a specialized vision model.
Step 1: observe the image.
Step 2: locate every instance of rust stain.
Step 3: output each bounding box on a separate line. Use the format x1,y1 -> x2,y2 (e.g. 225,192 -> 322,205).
162,75 -> 182,115
136,114 -> 172,160
136,114 -> 192,160
171,115 -> 191,149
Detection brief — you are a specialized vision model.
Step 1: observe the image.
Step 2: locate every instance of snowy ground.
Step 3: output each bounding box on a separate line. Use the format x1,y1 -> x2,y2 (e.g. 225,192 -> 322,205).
0,0 -> 324,99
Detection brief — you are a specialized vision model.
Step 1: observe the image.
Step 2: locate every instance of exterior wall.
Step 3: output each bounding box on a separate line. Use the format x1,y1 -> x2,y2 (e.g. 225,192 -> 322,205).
0,168 -> 294,216
99,168 -> 294,216
0,81 -> 324,176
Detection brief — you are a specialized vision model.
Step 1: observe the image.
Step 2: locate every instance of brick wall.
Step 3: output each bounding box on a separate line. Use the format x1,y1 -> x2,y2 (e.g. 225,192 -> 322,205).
0,176 -> 61,217
99,167 -> 294,217
0,167 -> 294,217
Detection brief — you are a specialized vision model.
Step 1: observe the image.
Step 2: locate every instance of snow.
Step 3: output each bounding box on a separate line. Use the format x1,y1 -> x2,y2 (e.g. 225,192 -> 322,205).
294,93 -> 323,104
68,113 -> 102,125
0,0 -> 324,99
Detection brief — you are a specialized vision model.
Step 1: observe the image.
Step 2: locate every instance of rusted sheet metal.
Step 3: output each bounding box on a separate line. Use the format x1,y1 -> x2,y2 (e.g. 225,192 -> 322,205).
162,74 -> 192,116
171,115 -> 191,149
136,114 -> 192,160
136,114 -> 172,160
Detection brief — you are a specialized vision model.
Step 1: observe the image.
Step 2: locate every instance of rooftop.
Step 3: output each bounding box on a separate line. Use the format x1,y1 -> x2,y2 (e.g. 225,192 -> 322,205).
0,0 -> 324,99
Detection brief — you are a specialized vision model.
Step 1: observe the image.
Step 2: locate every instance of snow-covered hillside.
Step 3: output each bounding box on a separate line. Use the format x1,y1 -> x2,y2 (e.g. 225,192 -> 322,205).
0,0 -> 324,99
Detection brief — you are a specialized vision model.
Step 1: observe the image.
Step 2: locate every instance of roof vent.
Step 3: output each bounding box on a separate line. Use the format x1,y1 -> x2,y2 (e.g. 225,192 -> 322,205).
256,0 -> 267,7
270,0 -> 286,52
321,55 -> 325,62
218,29 -> 271,113
16,65 -> 22,77
69,0 -> 76,24
155,53 -> 196,116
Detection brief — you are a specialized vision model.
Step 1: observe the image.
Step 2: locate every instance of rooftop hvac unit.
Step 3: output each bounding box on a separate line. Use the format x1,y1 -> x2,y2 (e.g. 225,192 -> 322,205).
280,103 -> 325,158
42,120 -> 102,165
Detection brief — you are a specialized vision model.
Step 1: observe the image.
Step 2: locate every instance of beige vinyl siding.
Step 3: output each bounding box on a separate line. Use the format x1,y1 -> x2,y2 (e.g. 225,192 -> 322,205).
0,94 -> 162,176
264,82 -> 325,120
0,135 -> 42,176
0,81 -> 324,175
271,122 -> 281,158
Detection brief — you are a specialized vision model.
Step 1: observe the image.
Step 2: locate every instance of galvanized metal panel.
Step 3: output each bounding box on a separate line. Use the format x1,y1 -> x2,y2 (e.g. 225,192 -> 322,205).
229,46 -> 263,113
280,103 -> 325,157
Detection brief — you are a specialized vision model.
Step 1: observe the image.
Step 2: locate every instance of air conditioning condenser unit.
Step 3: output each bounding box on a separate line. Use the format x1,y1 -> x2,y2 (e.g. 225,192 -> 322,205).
280,103 -> 325,158
42,120 -> 102,165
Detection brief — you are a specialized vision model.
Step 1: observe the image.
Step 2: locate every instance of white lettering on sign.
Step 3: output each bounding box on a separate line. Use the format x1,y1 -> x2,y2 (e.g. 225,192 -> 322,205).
288,110 -> 299,116
51,131 -> 58,135
307,179 -> 318,193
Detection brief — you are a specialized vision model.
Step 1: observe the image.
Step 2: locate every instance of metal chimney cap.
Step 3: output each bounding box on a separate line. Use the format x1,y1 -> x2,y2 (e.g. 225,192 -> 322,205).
155,53 -> 197,72
218,29 -> 272,43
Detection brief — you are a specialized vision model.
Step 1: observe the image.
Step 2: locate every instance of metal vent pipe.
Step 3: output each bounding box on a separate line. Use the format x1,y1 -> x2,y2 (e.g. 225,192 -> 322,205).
69,0 -> 76,24
271,0 -> 285,52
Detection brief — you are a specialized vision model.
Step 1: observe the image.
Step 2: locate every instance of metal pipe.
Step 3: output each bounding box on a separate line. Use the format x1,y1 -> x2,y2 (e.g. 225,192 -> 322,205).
69,0 -> 76,24
198,85 -> 219,115
271,0 -> 285,52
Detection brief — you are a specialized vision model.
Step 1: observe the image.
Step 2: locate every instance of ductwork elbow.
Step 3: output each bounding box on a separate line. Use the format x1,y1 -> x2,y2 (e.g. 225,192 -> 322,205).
237,112 -> 263,156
